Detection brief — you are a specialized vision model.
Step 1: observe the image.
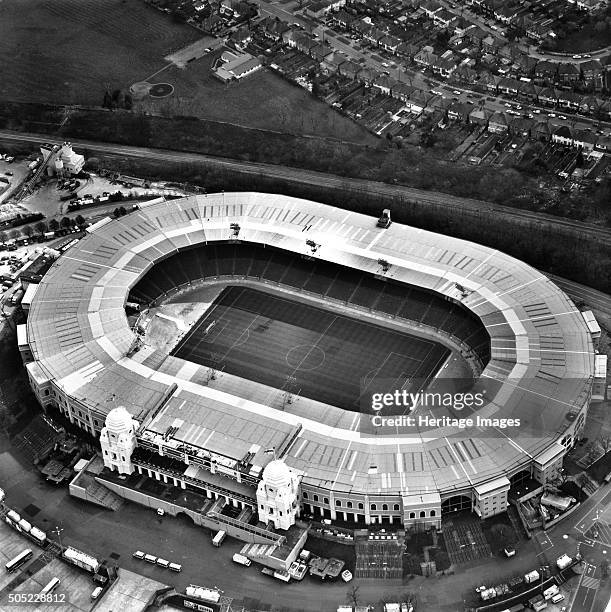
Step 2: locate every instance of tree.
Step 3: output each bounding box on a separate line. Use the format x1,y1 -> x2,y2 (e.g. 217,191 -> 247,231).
119,206 -> 127,216
22,225 -> 34,238
9,229 -> 19,240
0,231 -> 7,244
75,215 -> 86,227
60,216 -> 72,228
34,221 -> 47,235
347,585 -> 360,607
48,219 -> 59,232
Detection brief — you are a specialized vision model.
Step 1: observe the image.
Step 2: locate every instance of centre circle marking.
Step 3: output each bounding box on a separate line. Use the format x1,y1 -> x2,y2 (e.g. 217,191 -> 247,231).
286,344 -> 325,372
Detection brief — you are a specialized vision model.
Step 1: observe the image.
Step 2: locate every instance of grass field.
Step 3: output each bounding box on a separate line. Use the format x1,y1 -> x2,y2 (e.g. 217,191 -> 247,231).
171,286 -> 449,412
0,0 -> 374,143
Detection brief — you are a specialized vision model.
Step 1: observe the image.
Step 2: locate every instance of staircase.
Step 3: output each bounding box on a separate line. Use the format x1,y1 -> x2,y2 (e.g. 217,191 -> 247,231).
240,542 -> 279,560
86,478 -> 123,511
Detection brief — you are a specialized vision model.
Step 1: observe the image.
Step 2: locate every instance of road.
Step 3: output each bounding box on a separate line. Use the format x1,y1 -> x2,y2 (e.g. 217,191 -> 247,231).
2,129 -> 611,248
535,485 -> 611,612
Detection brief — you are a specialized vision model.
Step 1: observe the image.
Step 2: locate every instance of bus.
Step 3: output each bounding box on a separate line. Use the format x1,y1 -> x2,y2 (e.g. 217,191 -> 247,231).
40,577 -> 60,595
5,549 -> 33,573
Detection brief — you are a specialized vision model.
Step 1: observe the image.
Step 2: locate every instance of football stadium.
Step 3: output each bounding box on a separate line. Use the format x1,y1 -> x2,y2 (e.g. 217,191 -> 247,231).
22,192 -> 597,543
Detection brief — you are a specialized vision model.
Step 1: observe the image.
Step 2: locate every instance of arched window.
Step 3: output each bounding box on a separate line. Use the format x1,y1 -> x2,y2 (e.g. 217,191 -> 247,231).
430,510 -> 436,517
382,504 -> 388,511
420,511 -> 426,518
371,504 -> 377,511
393,504 -> 400,511
409,512 -> 415,519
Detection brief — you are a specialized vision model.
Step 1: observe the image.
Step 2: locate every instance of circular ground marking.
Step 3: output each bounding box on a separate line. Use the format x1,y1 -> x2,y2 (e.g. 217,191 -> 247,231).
130,81 -> 152,99
286,344 -> 325,372
149,82 -> 174,98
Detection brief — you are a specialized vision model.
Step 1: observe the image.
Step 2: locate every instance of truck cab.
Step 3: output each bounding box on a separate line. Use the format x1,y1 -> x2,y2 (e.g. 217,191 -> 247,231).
377,209 -> 392,228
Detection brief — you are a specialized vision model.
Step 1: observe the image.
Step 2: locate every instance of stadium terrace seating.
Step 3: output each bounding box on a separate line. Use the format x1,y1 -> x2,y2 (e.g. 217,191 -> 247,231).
128,241 -> 490,365
326,268 -> 363,302
375,283 -> 406,317
303,260 -> 337,296
351,275 -> 383,310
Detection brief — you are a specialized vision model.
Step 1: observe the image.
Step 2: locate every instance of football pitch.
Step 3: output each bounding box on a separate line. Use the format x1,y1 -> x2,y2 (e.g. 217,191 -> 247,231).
171,286 -> 450,412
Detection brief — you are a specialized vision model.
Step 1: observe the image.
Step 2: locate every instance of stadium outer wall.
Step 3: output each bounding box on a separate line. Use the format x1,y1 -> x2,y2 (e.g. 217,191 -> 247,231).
21,193 -> 596,530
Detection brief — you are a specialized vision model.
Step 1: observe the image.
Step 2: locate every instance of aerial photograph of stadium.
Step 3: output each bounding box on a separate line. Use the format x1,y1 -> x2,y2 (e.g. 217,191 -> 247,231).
0,0 -> 610,611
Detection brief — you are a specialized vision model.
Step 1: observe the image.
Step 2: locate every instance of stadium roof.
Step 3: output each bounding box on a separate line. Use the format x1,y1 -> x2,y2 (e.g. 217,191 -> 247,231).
27,193 -> 595,497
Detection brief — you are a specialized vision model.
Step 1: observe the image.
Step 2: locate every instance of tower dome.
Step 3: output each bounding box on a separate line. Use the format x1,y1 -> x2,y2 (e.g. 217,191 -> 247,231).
262,459 -> 292,488
104,406 -> 134,434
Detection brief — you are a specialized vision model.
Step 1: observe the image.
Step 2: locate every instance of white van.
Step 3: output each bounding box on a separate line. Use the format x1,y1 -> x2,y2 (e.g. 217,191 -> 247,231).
168,563 -> 182,572
212,530 -> 226,547
551,593 -> 565,604
144,554 -> 157,564
132,551 -> 145,560
232,553 -> 251,567
91,586 -> 103,600
156,558 -> 170,569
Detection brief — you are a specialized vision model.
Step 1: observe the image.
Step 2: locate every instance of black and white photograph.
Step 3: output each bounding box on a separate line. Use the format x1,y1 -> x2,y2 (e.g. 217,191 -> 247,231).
0,0 -> 610,611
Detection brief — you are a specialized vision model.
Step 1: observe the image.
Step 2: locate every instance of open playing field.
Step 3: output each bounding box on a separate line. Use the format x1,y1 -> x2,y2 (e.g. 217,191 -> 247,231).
171,286 -> 450,412
0,0 -> 374,143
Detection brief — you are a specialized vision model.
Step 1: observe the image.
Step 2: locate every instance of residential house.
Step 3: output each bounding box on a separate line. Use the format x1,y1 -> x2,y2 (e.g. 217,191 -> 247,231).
379,34 -> 401,54
533,120 -> 551,141
358,67 -> 377,85
453,17 -> 473,37
557,90 -> 582,111
396,42 -> 420,61
493,4 -> 517,24
551,125 -> 573,146
517,80 -> 539,102
455,64 -> 478,84
508,116 -> 535,137
372,75 -> 394,95
339,60 -> 361,80
488,111 -> 508,133
580,59 -> 604,90
331,9 -> 356,29
572,129 -> 597,150
447,101 -> 471,122
322,52 -> 345,73
392,81 -> 415,102
482,35 -> 496,53
433,8 -> 456,28
202,13 -> 224,33
480,73 -> 500,94
498,76 -> 520,96
414,49 -> 437,68
404,90 -> 430,113
432,56 -> 457,78
421,0 -> 443,18
534,61 -> 558,83
557,62 -> 580,86
311,42 -> 333,62
468,27 -> 488,48
262,17 -> 290,41
538,87 -> 558,106
468,107 -> 492,127
228,26 -> 251,50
